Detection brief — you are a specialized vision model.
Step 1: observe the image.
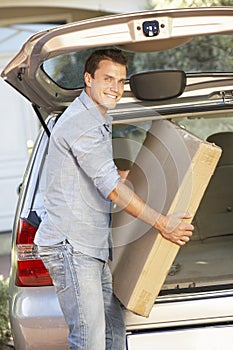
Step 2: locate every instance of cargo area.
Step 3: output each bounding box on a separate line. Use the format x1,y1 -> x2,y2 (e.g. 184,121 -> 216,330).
164,234 -> 233,291
164,115 -> 233,292
111,115 -> 233,315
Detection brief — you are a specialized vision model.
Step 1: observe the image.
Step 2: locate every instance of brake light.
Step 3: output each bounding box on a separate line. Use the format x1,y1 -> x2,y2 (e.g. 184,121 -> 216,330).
16,218 -> 53,287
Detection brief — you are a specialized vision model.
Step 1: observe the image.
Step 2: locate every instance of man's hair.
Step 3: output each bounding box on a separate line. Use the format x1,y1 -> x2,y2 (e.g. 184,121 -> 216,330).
84,48 -> 128,79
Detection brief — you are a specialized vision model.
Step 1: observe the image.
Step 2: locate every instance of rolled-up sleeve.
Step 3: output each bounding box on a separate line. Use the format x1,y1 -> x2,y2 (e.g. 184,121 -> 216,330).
71,125 -> 120,198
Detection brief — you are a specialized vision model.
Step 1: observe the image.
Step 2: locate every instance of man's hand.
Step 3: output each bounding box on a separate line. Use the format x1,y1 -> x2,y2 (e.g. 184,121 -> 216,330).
156,213 -> 194,246
117,169 -> 129,183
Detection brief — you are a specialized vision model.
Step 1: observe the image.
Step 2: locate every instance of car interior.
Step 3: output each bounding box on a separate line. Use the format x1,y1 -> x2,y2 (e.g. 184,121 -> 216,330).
164,124 -> 233,293
112,115 -> 233,295
26,110 -> 233,298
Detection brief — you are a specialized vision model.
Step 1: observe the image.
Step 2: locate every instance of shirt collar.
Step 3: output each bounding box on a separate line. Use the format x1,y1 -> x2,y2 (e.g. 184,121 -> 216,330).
79,90 -> 113,126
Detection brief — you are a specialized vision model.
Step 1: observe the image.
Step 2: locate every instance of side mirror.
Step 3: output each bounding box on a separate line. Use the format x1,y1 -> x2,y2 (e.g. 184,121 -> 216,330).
129,70 -> 186,101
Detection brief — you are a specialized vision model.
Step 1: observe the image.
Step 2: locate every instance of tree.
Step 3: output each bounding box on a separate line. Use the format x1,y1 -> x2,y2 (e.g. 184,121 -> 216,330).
129,34 -> 233,74
148,0 -> 233,9
129,0 -> 233,74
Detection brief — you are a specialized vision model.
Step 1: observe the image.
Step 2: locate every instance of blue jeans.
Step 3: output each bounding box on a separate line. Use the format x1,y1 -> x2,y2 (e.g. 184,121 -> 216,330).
38,241 -> 125,350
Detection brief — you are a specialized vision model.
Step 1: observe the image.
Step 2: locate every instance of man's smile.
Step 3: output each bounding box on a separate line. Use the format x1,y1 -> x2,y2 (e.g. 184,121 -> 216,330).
105,93 -> 118,100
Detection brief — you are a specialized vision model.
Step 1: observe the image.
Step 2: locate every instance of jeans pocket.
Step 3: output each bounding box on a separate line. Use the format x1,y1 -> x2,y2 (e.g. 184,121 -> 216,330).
38,246 -> 66,292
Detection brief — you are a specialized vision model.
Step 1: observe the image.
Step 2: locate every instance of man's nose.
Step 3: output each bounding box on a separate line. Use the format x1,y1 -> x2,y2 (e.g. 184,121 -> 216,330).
110,80 -> 119,91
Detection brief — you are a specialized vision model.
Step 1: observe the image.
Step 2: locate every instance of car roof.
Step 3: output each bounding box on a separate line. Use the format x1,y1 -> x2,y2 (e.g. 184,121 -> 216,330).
1,6 -> 233,115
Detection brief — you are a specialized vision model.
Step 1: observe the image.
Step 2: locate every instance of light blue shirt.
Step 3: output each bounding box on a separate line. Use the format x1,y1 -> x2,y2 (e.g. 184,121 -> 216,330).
34,91 -> 120,261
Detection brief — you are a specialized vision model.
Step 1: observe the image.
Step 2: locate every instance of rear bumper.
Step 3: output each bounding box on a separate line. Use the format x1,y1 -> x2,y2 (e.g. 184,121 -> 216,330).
125,289 -> 233,331
10,286 -> 68,350
9,285 -> 233,349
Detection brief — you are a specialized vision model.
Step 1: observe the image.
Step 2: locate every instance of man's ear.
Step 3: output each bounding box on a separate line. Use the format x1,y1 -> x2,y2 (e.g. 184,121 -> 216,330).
84,72 -> 92,87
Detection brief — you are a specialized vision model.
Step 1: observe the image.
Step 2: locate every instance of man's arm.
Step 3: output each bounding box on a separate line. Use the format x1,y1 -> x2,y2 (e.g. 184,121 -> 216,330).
109,180 -> 194,246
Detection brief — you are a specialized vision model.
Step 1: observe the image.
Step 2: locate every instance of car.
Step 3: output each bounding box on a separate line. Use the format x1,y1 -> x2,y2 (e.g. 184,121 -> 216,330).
2,6 -> 233,350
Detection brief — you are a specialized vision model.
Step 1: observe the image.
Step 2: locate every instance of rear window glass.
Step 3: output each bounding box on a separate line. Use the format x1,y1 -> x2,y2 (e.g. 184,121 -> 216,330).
42,34 -> 233,89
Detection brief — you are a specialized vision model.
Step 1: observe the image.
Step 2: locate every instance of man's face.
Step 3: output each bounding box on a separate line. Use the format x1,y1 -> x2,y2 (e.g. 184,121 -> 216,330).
84,59 -> 126,114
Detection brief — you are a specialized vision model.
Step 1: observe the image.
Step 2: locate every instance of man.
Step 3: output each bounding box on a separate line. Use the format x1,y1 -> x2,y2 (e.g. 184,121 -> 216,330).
35,49 -> 194,349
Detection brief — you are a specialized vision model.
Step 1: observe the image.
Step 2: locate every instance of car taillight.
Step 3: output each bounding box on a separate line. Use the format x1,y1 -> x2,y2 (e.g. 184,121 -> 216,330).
16,218 -> 53,287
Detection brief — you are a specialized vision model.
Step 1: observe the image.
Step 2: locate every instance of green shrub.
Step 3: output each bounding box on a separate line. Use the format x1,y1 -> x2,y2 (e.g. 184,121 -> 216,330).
0,276 -> 12,347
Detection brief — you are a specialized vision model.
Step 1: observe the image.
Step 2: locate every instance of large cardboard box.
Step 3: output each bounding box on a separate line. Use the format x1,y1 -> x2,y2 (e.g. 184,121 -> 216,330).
110,120 -> 222,317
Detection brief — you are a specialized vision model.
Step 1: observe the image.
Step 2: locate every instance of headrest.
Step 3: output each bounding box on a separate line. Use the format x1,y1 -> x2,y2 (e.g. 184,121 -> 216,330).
129,70 -> 186,101
207,132 -> 233,166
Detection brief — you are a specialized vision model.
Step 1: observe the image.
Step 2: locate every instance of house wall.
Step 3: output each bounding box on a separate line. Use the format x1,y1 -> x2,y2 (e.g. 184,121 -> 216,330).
0,53 -> 39,232
0,0 -> 148,12
0,0 -> 149,25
